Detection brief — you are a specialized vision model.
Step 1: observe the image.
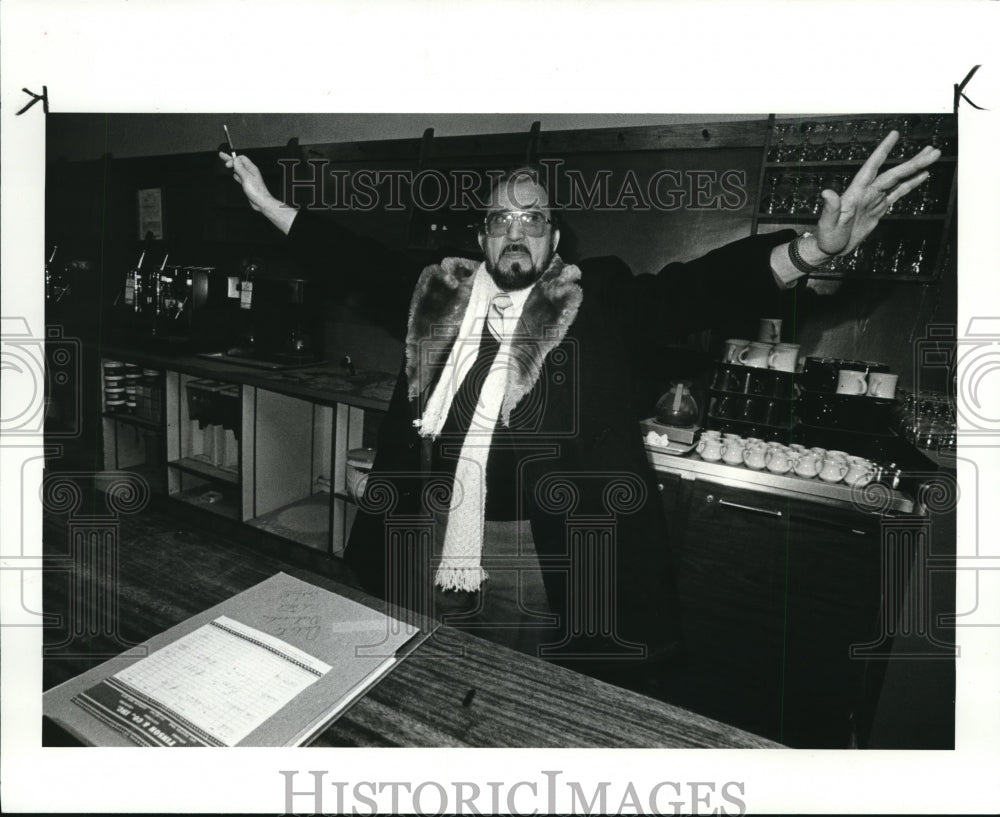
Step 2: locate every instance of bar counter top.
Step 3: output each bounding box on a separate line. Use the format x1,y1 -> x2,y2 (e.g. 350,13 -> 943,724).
98,342 -> 398,411
42,491 -> 780,749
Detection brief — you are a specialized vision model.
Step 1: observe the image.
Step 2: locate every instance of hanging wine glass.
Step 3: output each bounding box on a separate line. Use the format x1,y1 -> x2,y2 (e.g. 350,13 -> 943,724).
789,173 -> 807,214
797,122 -> 816,162
762,173 -> 784,214
892,116 -> 915,160
908,238 -> 929,276
818,121 -> 842,161
768,122 -> 792,162
844,119 -> 864,160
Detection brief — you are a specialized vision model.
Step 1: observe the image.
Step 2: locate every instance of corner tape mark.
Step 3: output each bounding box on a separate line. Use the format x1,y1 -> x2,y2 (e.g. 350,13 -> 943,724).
954,66 -> 986,114
16,86 -> 49,116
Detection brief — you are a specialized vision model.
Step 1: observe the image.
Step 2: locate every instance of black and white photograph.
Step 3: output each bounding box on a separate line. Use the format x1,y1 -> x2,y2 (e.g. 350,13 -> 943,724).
3,2 -> 999,814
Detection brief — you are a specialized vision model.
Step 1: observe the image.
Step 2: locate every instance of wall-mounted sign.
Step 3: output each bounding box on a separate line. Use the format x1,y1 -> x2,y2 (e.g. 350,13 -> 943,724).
137,188 -> 164,240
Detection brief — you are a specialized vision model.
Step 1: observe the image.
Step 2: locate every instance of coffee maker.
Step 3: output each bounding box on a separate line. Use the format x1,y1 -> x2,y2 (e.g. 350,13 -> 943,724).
226,259 -> 325,366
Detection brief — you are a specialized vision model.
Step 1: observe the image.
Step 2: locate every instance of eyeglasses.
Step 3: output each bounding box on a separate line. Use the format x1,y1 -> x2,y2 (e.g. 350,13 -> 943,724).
483,210 -> 552,237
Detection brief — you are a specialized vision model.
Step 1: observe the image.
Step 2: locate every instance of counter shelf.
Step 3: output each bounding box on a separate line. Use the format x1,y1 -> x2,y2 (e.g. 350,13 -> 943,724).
95,346 -> 391,557
647,446 -> 916,515
710,363 -> 797,400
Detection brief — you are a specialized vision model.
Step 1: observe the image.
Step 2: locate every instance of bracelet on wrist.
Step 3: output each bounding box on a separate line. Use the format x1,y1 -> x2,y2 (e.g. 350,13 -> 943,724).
788,231 -> 832,276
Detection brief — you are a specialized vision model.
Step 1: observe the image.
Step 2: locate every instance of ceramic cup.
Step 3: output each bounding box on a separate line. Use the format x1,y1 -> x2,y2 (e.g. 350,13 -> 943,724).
696,436 -> 724,461
836,369 -> 868,396
765,447 -> 793,474
793,451 -> 822,478
819,455 -> 849,483
768,342 -> 800,373
721,439 -> 745,465
722,338 -> 751,364
739,341 -> 774,369
758,317 -> 782,344
743,441 -> 769,469
844,457 -> 875,487
866,372 -> 899,399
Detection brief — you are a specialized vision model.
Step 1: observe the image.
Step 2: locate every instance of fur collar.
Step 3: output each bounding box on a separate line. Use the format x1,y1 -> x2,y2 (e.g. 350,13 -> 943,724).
404,254 -> 583,425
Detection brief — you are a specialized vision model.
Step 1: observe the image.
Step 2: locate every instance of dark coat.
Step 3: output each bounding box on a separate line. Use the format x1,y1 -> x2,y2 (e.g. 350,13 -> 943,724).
287,210 -> 796,680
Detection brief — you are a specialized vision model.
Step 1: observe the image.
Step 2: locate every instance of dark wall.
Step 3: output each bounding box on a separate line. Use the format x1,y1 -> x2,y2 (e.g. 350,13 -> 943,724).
45,113 -> 957,395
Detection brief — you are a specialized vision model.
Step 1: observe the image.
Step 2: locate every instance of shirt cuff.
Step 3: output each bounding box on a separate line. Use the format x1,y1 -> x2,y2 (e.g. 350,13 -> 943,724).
769,243 -> 807,290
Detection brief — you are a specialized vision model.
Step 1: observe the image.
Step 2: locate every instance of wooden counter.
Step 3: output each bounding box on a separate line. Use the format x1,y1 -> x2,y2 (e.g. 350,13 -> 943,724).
98,343 -> 397,411
41,491 -> 779,749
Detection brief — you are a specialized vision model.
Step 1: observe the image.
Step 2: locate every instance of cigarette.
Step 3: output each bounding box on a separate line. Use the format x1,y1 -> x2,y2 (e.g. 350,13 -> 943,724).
223,124 -> 236,156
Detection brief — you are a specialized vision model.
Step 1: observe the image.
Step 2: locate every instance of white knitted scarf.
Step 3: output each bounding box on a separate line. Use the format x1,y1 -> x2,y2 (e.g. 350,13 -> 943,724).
413,265 -> 514,592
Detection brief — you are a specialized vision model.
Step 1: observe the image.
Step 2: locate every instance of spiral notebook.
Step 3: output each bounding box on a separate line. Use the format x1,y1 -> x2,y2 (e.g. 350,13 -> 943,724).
43,572 -> 426,747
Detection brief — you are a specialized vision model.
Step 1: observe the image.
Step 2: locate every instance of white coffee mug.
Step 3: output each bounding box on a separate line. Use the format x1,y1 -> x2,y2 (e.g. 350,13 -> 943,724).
867,372 -> 899,399
793,452 -> 821,478
743,441 -> 769,469
721,440 -> 745,466
722,338 -> 751,364
696,436 -> 724,462
765,447 -> 793,474
836,369 -> 868,395
768,343 -> 800,373
819,456 -> 849,483
758,317 -> 782,344
844,458 -> 874,486
738,341 -> 773,369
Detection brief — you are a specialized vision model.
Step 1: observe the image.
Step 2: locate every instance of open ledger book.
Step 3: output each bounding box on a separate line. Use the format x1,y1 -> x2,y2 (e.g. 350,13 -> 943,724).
43,573 -> 426,747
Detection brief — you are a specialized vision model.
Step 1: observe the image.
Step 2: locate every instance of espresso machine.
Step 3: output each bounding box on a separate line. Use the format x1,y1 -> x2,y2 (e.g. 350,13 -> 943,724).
119,252 -> 236,350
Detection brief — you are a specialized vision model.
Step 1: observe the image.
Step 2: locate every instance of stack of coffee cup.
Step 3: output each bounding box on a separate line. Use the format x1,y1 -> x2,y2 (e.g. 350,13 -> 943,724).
103,359 -> 126,414
836,364 -> 899,399
720,318 -> 801,373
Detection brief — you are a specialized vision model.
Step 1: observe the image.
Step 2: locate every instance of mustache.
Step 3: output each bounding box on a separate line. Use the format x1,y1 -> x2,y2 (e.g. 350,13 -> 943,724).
501,243 -> 530,256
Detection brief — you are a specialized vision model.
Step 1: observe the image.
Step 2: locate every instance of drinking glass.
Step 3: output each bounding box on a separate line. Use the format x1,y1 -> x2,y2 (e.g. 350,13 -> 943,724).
768,122 -> 794,162
796,122 -> 816,162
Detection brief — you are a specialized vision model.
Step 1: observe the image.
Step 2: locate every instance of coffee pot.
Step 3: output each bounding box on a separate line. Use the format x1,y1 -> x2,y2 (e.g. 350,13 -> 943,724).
656,381 -> 700,427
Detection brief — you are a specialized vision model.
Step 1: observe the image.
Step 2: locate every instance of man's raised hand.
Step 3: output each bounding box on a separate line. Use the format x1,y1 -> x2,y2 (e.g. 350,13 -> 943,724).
814,131 -> 941,257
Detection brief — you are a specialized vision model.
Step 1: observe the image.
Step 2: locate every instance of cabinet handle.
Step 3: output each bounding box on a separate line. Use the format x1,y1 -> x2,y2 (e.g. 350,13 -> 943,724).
716,498 -> 783,518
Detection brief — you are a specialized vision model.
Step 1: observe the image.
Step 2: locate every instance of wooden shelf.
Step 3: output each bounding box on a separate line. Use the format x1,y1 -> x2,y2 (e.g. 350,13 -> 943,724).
168,456 -> 238,484
170,485 -> 241,520
706,414 -> 796,433
102,412 -> 162,430
806,272 -> 939,283
764,156 -> 956,169
246,493 -> 331,552
94,461 -> 165,494
753,113 -> 956,286
756,213 -> 947,222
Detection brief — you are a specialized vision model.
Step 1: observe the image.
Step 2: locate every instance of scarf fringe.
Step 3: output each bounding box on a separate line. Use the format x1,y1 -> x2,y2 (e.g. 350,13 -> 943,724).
434,566 -> 489,593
